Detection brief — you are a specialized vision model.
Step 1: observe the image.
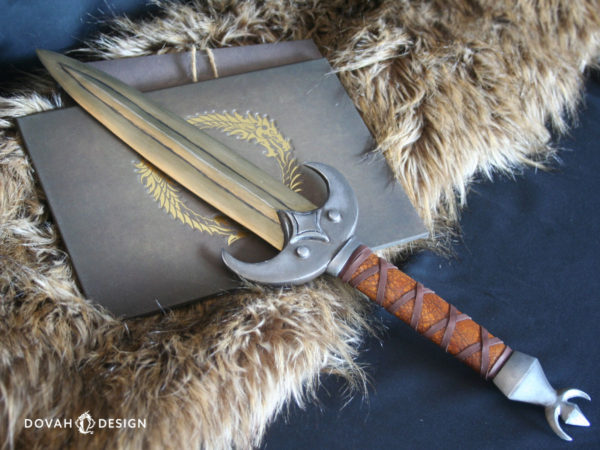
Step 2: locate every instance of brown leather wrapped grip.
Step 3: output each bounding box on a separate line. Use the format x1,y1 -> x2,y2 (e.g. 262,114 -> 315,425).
339,245 -> 512,380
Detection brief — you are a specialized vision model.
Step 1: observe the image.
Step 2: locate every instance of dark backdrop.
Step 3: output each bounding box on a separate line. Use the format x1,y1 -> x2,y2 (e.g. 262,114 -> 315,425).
1,2 -> 598,448
0,0 -> 158,90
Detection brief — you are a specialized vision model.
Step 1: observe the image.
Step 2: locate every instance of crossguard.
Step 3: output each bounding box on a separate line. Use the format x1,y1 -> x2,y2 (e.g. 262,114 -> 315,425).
222,162 -> 359,284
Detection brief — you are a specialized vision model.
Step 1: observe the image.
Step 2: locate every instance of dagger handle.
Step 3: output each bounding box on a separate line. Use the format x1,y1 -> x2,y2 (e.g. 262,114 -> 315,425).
338,245 -> 512,379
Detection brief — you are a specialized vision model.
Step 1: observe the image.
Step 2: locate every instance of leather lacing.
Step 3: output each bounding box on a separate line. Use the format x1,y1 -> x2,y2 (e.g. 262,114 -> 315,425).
340,245 -> 511,380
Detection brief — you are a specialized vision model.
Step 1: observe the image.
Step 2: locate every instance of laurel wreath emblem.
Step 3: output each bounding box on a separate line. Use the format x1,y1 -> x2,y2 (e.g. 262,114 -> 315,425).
188,111 -> 303,191
134,111 -> 302,245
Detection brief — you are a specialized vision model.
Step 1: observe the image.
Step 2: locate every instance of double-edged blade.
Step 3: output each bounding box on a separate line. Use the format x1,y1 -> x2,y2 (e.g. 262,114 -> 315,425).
37,49 -> 315,250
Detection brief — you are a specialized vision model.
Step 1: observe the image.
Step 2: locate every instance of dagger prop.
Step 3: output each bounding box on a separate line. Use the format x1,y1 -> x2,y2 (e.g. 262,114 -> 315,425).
37,49 -> 590,441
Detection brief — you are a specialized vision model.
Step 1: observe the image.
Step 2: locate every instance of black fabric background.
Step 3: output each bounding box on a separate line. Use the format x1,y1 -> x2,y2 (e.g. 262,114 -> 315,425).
0,0 -> 158,91
1,2 -> 598,448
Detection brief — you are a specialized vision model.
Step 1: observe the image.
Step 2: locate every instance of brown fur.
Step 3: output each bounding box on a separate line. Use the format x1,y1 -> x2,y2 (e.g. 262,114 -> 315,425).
1,1 -> 599,448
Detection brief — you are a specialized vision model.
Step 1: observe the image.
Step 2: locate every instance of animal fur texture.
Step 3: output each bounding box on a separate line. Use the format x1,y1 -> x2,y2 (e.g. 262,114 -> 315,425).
1,1 -> 599,448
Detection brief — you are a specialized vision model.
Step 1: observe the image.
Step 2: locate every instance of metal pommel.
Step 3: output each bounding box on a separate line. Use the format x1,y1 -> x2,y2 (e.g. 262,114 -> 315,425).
493,351 -> 591,441
222,162 -> 359,284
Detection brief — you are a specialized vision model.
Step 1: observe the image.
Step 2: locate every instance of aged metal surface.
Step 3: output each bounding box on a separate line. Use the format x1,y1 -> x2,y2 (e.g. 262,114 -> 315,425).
223,163 -> 358,284
38,49 -> 315,249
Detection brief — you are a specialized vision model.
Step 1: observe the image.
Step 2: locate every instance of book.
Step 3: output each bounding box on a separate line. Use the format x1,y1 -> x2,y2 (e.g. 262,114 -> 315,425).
18,42 -> 427,317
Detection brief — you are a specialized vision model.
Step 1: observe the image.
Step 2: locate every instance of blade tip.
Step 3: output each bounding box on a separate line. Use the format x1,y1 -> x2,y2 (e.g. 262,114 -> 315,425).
36,48 -> 50,59
36,49 -> 56,68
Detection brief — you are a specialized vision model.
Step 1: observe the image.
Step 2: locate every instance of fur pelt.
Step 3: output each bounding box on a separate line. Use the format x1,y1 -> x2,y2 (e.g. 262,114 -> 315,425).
1,1 -> 599,448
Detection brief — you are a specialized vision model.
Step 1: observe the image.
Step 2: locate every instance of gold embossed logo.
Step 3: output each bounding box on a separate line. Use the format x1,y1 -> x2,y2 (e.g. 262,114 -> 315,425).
134,111 -> 302,245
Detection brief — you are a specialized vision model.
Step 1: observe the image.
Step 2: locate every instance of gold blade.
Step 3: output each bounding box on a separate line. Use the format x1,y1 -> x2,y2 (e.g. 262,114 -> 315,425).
37,49 -> 315,250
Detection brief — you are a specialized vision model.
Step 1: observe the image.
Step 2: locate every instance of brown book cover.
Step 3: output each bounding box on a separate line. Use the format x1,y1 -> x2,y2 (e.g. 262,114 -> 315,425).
18,42 -> 426,317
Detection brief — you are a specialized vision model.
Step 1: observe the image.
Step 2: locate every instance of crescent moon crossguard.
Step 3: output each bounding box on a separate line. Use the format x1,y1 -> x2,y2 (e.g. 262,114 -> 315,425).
37,49 -> 590,441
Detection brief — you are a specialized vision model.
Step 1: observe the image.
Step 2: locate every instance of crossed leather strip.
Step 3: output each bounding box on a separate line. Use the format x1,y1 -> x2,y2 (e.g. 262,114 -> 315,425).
339,245 -> 511,380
